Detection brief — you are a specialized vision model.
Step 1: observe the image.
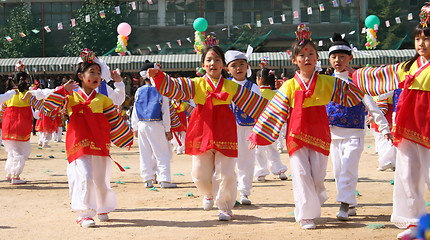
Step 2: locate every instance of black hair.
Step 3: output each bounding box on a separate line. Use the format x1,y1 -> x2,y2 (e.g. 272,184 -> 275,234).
201,45 -> 226,66
403,24 -> 430,72
7,71 -> 29,92
256,68 -> 276,90
74,61 -> 100,87
291,39 -> 318,60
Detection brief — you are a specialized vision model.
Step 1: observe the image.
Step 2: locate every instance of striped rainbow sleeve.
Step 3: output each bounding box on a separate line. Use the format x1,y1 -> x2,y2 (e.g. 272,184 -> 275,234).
153,71 -> 195,100
184,102 -> 194,116
104,104 -> 133,148
374,99 -> 389,114
331,78 -> 365,107
169,103 -> 182,130
43,87 -> 68,113
249,90 -> 290,145
352,64 -> 400,96
0,103 -> 6,119
232,84 -> 269,120
30,96 -> 43,111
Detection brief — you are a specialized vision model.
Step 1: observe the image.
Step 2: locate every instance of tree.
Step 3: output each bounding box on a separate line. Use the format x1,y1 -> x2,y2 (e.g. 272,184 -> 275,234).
64,0 -> 131,57
0,3 -> 42,58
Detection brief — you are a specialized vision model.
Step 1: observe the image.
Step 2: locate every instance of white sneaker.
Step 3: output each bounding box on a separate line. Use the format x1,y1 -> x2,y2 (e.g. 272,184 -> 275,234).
145,181 -> 154,188
256,176 -> 266,182
160,182 -> 177,188
77,217 -> 96,228
42,144 -> 51,148
348,207 -> 357,216
397,226 -> 417,239
278,149 -> 284,154
219,210 -> 233,221
11,178 -> 26,185
97,213 -> 109,222
177,151 -> 184,155
279,172 -> 288,180
203,196 -> 214,211
377,163 -> 394,171
336,209 -> 349,221
300,219 -> 316,229
240,195 -> 251,205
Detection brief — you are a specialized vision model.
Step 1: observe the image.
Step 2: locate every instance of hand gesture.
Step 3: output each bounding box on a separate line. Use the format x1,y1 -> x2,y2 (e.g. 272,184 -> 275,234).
21,91 -> 32,101
385,133 -> 394,144
64,80 -> 75,94
111,69 -> 123,82
165,131 -> 173,141
147,68 -> 159,78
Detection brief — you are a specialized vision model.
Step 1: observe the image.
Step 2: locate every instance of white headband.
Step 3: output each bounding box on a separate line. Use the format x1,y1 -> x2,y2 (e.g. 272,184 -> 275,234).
78,57 -> 113,82
328,45 -> 352,54
225,46 -> 254,78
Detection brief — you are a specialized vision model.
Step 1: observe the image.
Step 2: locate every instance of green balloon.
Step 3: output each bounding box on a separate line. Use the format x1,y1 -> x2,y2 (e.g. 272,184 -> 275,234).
365,15 -> 380,29
193,18 -> 208,32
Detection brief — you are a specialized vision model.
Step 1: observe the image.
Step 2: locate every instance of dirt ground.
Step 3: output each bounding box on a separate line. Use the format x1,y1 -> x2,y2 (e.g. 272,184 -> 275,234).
0,129 -> 428,240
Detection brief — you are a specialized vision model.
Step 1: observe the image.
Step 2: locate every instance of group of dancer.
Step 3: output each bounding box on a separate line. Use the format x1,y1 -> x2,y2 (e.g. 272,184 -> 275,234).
1,3 -> 430,239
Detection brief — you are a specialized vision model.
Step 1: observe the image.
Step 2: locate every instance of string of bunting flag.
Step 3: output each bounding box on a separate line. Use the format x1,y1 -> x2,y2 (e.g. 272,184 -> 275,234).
1,0 -> 420,56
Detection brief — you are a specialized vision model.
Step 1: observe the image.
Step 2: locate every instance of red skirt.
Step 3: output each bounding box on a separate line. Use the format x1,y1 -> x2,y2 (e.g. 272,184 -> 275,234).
35,114 -> 58,133
185,104 -> 238,157
66,112 -> 111,163
393,89 -> 430,149
2,106 -> 33,142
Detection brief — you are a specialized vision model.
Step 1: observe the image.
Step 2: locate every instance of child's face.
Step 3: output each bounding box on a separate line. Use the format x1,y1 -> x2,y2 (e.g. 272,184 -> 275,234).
291,43 -> 318,72
79,65 -> 101,90
226,59 -> 248,81
415,32 -> 430,60
329,53 -> 353,73
202,49 -> 225,78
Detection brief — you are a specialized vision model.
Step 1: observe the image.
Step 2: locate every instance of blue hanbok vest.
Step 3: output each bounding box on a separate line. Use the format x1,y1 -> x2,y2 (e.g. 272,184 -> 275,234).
135,85 -> 163,121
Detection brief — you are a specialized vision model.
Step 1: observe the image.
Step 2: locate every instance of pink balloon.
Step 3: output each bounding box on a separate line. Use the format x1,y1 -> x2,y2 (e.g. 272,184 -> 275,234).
117,22 -> 132,36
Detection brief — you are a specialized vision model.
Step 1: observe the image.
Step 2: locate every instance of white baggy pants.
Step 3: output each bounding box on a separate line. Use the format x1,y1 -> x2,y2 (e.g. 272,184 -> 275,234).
373,130 -> 396,168
3,140 -> 31,176
191,149 -> 237,212
67,155 -> 116,218
236,125 -> 255,196
254,143 -> 287,177
137,121 -> 173,183
391,139 -> 430,228
290,147 -> 328,222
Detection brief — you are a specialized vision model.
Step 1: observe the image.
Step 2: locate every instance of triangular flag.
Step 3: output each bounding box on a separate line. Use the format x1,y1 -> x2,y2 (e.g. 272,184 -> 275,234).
71,19 -> 76,27
177,39 -> 182,46
318,40 -> 323,46
385,20 -> 390,27
256,20 -> 262,27
19,32 -> 26,37
127,51 -> 131,56
333,0 -> 338,7
32,29 -> 40,34
268,17 -> 274,25
374,24 -> 378,31
361,27 -> 366,33
156,44 -> 161,51
147,46 -> 152,52
408,13 -> 413,20
293,11 -> 299,19
130,2 -> 136,10
57,22 -> 63,30
5,36 -> 12,42
286,50 -> 290,55
115,6 -> 121,14
349,30 -> 355,35
346,0 -> 351,3
341,33 -> 346,38
281,14 -> 286,22
319,4 -> 325,12
44,26 -> 51,32
247,23 -> 251,29
186,37 -> 192,43
147,0 -> 153,4
395,17 -> 401,24
85,15 -> 90,22
99,11 -> 106,18
307,7 -> 312,15
167,42 -> 171,48
233,26 -> 239,29
222,27 -> 227,31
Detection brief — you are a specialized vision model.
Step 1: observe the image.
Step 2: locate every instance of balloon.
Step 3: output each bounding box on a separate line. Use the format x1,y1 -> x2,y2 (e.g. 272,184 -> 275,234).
365,15 -> 380,29
117,22 -> 132,36
193,18 -> 208,32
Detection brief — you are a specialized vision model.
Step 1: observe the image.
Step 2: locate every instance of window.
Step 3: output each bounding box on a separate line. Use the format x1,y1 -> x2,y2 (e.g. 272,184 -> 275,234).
131,0 -> 158,26
233,0 -> 291,25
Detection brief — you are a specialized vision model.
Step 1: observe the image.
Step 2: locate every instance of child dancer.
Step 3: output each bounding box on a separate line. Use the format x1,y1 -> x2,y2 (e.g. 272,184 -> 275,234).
326,33 -> 391,221
249,24 -> 364,229
171,99 -> 193,155
131,61 -> 177,189
253,68 -> 288,182
147,41 -> 268,221
225,47 -> 260,205
1,68 -> 42,184
42,49 -> 133,228
352,5 -> 430,238
35,101 -> 59,148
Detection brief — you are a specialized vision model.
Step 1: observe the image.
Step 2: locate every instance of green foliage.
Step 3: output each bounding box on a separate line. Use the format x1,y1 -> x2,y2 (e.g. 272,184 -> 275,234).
367,0 -> 410,49
226,26 -> 271,52
0,3 -> 42,58
64,0 -> 131,57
